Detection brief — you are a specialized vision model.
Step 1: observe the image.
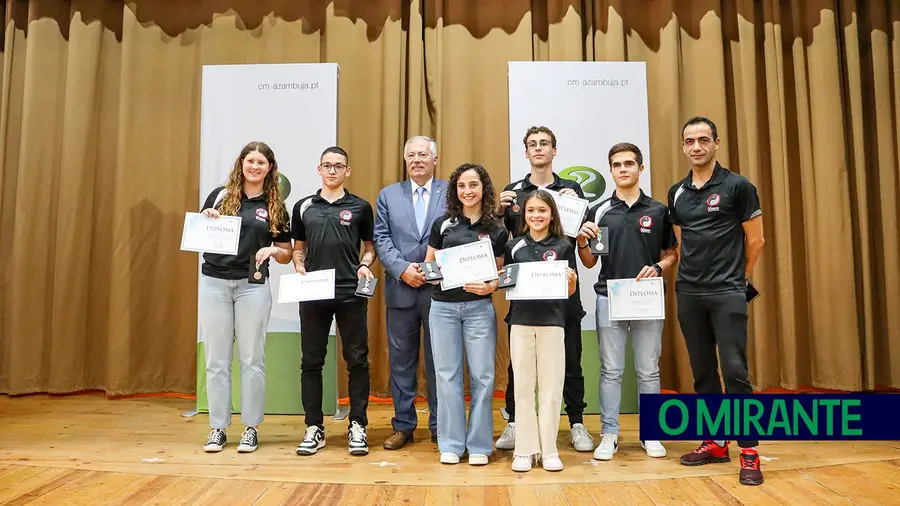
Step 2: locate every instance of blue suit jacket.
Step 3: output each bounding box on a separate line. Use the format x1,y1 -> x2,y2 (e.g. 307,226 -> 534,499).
374,178 -> 448,309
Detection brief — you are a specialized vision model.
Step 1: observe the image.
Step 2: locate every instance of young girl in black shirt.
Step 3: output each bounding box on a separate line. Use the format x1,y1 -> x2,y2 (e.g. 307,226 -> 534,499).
502,189 -> 577,472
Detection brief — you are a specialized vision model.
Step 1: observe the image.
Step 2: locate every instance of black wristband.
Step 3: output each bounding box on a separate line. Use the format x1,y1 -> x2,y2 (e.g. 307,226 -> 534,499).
358,263 -> 371,270
652,263 -> 662,275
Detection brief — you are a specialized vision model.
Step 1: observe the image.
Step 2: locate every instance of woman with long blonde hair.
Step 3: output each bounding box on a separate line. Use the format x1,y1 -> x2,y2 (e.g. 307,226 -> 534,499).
198,141 -> 292,454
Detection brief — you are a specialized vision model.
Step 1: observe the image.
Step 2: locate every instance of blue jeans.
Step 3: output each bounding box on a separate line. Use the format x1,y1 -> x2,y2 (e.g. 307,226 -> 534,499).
428,298 -> 497,456
595,295 -> 663,435
199,275 -> 272,429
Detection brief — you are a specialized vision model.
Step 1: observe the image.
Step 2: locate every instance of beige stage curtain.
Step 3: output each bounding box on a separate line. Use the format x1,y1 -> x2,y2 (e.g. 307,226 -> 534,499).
1,1 -> 897,397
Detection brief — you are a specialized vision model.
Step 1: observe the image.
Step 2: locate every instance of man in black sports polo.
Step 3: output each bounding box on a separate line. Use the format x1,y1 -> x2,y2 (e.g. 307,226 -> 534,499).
291,146 -> 377,457
496,125 -> 594,452
668,117 -> 765,486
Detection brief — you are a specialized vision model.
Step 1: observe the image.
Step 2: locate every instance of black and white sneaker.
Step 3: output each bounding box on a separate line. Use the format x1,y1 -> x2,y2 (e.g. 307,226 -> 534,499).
237,427 -> 258,453
296,426 -> 325,455
348,421 -> 368,456
203,428 -> 226,453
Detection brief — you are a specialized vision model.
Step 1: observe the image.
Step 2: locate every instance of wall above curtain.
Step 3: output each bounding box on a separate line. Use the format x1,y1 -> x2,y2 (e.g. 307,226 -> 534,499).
1,0 -> 898,396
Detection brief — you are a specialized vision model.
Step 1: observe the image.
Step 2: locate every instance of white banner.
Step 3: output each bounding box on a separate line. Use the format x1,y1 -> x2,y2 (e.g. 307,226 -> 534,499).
508,61 -> 651,330
199,63 -> 339,334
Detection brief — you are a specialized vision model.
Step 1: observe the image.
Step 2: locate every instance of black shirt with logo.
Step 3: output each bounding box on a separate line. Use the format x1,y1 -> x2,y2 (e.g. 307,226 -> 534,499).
667,163 -> 762,295
200,186 -> 291,280
587,191 -> 676,296
428,213 -> 507,303
502,172 -> 586,318
291,190 -> 375,297
503,233 -> 573,327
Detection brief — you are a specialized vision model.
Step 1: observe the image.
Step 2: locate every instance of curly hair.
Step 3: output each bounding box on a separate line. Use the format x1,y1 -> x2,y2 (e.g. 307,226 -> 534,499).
519,189 -> 565,239
446,163 -> 498,226
218,141 -> 289,235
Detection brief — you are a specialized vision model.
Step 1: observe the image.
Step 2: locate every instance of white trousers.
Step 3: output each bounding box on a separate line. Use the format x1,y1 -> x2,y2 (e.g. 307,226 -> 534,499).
510,324 -> 565,460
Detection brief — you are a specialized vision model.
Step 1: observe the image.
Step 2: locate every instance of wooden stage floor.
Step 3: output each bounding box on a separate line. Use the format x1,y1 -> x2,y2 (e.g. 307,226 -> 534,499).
0,394 -> 899,505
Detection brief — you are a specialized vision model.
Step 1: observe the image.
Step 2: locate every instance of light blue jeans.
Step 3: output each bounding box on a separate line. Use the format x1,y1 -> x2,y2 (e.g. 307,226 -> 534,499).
595,295 -> 663,435
429,298 -> 497,456
199,275 -> 272,429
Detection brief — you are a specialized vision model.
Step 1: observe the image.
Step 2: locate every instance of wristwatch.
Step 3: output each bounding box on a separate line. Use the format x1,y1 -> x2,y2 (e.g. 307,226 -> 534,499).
652,263 -> 662,275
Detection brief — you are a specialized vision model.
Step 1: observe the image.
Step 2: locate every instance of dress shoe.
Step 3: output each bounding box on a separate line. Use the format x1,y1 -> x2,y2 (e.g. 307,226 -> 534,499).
383,431 -> 413,450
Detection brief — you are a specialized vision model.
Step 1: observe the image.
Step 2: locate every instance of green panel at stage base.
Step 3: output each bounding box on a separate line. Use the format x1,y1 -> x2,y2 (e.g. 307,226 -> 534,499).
196,332 -> 337,416
564,330 -> 639,415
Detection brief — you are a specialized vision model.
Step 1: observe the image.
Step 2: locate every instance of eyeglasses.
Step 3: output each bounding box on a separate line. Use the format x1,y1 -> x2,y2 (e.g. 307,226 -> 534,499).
320,163 -> 347,173
526,140 -> 552,149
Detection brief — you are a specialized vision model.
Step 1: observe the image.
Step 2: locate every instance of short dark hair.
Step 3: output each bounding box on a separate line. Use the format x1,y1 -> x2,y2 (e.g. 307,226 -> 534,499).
320,146 -> 349,165
523,126 -> 557,148
681,117 -> 718,140
607,142 -> 643,166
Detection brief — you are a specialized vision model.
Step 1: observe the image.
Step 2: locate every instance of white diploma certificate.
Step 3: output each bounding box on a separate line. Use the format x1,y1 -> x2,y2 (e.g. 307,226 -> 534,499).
506,261 -> 569,300
545,189 -> 589,238
277,269 -> 336,303
434,239 -> 499,290
180,212 -> 241,255
607,277 -> 665,320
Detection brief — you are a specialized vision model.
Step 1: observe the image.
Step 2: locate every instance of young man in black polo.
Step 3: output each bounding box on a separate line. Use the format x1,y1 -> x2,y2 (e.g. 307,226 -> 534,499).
291,146 -> 377,457
668,117 -> 765,486
576,142 -> 679,461
496,125 -> 594,452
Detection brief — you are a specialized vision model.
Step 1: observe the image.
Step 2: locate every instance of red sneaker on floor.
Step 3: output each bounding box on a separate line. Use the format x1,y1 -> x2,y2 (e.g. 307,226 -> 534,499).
679,440 -> 731,466
739,448 -> 764,486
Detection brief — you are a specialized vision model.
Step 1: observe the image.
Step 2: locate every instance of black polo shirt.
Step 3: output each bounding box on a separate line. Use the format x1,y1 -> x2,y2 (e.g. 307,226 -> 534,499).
291,190 -> 374,297
428,213 -> 507,303
200,187 -> 291,280
502,173 -> 585,236
502,172 -> 586,318
503,233 -> 573,327
587,191 -> 676,296
667,163 -> 762,295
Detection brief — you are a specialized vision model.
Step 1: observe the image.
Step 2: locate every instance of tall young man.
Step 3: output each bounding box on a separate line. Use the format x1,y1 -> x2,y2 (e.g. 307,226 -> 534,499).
373,136 -> 446,449
667,117 -> 765,486
496,126 -> 594,452
291,146 -> 377,457
576,142 -> 678,461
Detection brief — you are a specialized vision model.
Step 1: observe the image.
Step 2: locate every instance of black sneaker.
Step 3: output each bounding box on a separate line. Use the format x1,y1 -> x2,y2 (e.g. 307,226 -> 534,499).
348,421 -> 369,456
237,427 -> 258,453
296,426 -> 325,456
203,428 -> 226,453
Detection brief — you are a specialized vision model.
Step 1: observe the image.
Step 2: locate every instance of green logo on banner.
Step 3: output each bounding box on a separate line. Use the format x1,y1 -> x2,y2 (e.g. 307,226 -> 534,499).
278,172 -> 292,200
558,165 -> 606,205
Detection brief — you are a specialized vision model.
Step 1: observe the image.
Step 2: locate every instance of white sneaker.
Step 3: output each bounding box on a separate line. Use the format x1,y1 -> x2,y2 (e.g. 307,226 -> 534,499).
511,456 -> 532,472
440,452 -> 460,464
641,440 -> 667,458
542,455 -> 564,472
469,453 -> 489,466
570,423 -> 594,452
495,423 -> 515,450
593,433 -> 618,461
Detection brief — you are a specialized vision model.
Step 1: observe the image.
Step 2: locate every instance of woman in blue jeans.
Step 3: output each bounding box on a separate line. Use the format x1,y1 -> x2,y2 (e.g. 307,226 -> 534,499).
425,163 -> 507,466
198,141 -> 292,453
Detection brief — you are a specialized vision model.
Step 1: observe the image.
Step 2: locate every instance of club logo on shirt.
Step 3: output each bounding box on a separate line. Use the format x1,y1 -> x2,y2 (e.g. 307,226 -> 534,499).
543,250 -> 557,261
639,215 -> 653,234
478,232 -> 490,241
339,209 -> 353,226
255,208 -> 269,222
706,193 -> 721,212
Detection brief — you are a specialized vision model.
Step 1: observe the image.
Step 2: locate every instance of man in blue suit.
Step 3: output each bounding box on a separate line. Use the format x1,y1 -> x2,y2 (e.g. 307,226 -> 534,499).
374,135 -> 447,449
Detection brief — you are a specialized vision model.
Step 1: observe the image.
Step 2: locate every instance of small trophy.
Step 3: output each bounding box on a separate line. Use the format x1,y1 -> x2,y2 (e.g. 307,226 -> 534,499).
419,261 -> 443,281
497,264 -> 518,289
356,276 -> 378,298
248,260 -> 268,284
590,226 -> 610,256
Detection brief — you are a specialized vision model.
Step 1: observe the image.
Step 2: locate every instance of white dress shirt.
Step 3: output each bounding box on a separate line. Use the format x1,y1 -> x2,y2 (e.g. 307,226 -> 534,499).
411,178 -> 433,207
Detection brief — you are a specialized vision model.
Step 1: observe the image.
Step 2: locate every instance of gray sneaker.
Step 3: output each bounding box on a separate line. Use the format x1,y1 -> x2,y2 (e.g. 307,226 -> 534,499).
495,423 -> 515,450
570,423 -> 594,452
